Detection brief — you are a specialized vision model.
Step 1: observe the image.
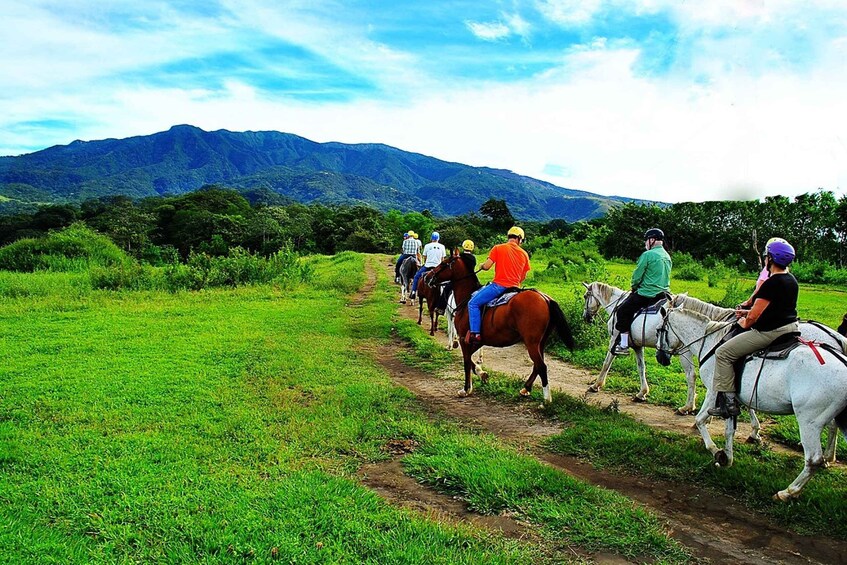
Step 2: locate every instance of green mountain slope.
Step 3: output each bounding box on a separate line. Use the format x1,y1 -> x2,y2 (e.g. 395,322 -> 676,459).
0,124 -> 652,220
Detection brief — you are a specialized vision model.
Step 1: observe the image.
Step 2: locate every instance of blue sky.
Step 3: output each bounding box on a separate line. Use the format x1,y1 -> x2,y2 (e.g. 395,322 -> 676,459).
2,0 -> 846,203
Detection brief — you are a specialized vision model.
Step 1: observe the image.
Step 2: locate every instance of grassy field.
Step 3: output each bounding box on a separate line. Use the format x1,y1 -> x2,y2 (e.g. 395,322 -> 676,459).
0,253 -> 690,563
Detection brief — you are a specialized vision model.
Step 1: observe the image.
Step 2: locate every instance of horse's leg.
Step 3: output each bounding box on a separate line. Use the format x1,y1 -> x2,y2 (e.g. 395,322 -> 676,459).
746,409 -> 763,445
471,348 -> 487,381
458,344 -> 475,397
430,308 -> 438,336
521,341 -> 549,402
776,420 -> 826,501
823,419 -> 839,465
417,297 -> 423,325
632,347 -> 649,402
588,336 -> 615,392
676,351 -> 697,415
715,416 -> 736,468
694,391 -> 721,456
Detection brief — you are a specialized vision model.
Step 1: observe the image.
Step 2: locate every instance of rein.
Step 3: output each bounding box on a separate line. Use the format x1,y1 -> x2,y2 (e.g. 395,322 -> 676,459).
658,311 -> 736,360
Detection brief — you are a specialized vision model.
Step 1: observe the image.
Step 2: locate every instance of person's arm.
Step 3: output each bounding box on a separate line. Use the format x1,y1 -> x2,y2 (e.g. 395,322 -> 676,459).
630,253 -> 648,290
480,258 -> 494,271
738,298 -> 771,328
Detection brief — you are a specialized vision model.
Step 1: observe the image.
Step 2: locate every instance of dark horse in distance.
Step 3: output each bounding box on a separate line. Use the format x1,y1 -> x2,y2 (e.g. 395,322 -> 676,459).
428,253 -> 575,403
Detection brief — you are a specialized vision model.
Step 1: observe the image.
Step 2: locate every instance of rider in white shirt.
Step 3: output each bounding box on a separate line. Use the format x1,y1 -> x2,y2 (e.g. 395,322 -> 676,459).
410,232 -> 446,299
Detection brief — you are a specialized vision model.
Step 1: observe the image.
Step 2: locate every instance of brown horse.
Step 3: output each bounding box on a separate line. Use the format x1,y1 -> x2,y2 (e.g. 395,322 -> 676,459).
416,270 -> 441,335
428,253 -> 575,403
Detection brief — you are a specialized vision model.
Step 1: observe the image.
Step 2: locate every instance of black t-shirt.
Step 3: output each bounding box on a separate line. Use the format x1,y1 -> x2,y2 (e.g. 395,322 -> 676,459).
751,272 -> 798,331
461,252 -> 477,271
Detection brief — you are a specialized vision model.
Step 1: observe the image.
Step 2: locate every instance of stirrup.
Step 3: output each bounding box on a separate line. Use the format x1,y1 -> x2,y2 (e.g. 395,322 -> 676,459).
611,345 -> 630,356
707,392 -> 740,418
465,331 -> 482,344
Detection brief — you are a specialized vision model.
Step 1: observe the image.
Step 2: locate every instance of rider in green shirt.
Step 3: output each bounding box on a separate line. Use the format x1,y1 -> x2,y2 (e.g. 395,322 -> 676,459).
612,228 -> 672,355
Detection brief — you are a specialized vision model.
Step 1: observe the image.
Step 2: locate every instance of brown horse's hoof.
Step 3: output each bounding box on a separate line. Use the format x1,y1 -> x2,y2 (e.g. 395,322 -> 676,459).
479,371 -> 488,382
745,435 -> 762,445
452,341 -> 459,349
632,395 -> 647,403
519,388 -> 530,397
586,385 -> 599,393
714,450 -> 729,467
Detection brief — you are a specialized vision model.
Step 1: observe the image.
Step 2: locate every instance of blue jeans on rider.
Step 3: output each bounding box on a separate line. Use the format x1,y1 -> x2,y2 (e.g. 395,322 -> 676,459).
411,265 -> 430,292
468,282 -> 507,333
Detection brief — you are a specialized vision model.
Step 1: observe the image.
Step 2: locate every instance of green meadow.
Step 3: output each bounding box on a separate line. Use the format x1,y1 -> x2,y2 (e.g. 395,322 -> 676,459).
0,253 -> 690,563
3,244 -> 847,564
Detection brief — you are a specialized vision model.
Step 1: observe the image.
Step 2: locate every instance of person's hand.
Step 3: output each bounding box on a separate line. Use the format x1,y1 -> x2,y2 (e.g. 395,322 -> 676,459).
734,308 -> 746,319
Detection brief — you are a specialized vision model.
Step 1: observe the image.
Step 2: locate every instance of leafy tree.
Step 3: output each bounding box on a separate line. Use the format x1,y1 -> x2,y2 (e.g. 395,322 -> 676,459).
479,198 -> 515,232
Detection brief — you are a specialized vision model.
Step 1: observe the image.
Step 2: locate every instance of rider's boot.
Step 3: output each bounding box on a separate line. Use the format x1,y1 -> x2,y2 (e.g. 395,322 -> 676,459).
465,331 -> 481,345
708,392 -> 741,418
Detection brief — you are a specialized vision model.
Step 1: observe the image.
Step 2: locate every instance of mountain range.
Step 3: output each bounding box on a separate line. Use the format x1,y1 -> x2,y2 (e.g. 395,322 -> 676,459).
0,124 -> 652,221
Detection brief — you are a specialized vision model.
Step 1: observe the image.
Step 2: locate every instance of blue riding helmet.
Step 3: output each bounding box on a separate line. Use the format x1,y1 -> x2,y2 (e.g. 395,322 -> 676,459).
431,232 -> 440,241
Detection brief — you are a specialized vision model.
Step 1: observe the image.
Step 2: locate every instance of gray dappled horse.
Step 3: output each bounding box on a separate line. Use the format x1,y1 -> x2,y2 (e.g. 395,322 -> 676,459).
657,296 -> 844,462
658,304 -> 847,500
398,256 -> 418,304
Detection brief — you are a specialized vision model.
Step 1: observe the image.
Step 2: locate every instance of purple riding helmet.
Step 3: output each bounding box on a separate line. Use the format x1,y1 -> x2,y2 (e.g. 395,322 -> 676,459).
767,240 -> 795,267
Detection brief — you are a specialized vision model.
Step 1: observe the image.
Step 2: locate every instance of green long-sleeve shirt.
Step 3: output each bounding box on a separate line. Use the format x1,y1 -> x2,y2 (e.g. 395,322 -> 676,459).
631,245 -> 672,297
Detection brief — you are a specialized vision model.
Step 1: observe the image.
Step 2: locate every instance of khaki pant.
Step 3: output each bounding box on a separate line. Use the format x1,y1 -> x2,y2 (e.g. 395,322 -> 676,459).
713,321 -> 799,392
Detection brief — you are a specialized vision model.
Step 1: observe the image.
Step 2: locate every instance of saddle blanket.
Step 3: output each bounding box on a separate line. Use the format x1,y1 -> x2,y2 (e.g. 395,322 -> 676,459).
468,289 -> 522,308
637,297 -> 669,316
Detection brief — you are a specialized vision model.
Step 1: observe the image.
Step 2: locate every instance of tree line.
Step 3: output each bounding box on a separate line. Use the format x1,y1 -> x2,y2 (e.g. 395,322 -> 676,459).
1,185 -> 845,278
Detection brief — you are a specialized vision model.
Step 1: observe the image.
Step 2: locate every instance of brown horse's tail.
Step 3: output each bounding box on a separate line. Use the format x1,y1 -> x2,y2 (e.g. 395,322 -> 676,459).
548,299 -> 575,351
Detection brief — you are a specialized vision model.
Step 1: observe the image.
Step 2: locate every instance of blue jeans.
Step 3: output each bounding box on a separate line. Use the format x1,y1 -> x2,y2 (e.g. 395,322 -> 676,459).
412,265 -> 431,292
468,282 -> 506,333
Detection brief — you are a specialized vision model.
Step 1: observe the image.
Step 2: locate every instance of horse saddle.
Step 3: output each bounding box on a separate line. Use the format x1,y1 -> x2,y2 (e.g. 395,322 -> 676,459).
636,295 -> 671,317
486,289 -> 523,308
733,331 -> 802,390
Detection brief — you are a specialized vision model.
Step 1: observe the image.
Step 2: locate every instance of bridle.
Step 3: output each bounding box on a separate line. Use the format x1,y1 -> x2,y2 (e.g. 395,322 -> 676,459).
582,285 -> 628,324
656,306 -> 735,361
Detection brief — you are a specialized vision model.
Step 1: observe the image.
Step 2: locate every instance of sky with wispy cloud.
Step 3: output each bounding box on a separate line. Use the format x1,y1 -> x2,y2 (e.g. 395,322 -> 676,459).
2,0 -> 846,203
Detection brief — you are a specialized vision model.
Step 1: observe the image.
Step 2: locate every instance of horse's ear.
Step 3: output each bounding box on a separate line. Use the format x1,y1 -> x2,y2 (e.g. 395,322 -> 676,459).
582,282 -> 590,289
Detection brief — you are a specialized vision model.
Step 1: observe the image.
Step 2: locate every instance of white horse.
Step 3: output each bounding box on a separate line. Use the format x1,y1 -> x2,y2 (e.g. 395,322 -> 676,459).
582,281 -> 732,412
444,291 -> 484,369
658,296 -> 845,459
658,306 -> 847,500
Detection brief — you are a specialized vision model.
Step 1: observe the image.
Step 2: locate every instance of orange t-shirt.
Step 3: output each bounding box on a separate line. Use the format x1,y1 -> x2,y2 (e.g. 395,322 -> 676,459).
489,241 -> 530,287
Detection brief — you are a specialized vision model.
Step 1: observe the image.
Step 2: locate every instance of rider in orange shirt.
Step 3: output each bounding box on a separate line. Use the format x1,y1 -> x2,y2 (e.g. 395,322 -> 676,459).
466,226 -> 530,344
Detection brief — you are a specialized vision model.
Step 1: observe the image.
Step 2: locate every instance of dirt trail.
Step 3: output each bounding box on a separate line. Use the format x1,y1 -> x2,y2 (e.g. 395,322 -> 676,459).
355,258 -> 847,564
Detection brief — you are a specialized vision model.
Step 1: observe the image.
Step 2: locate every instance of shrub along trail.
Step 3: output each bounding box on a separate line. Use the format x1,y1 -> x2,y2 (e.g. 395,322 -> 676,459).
375,259 -> 847,564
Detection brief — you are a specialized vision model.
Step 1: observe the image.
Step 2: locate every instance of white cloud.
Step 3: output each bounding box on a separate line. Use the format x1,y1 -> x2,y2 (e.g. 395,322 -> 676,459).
466,21 -> 511,41
536,0 -> 604,27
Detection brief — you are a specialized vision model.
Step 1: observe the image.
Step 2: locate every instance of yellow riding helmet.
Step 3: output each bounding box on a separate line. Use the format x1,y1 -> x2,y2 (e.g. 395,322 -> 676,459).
462,239 -> 475,252
507,226 -> 525,240
408,231 -> 417,239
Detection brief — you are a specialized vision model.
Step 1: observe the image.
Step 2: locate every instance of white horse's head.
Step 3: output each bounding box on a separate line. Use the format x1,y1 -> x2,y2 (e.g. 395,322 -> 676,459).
581,282 -> 601,324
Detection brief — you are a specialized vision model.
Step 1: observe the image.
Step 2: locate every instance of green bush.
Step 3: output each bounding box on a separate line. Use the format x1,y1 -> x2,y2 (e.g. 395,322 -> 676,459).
0,223 -> 132,272
674,262 -> 704,281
